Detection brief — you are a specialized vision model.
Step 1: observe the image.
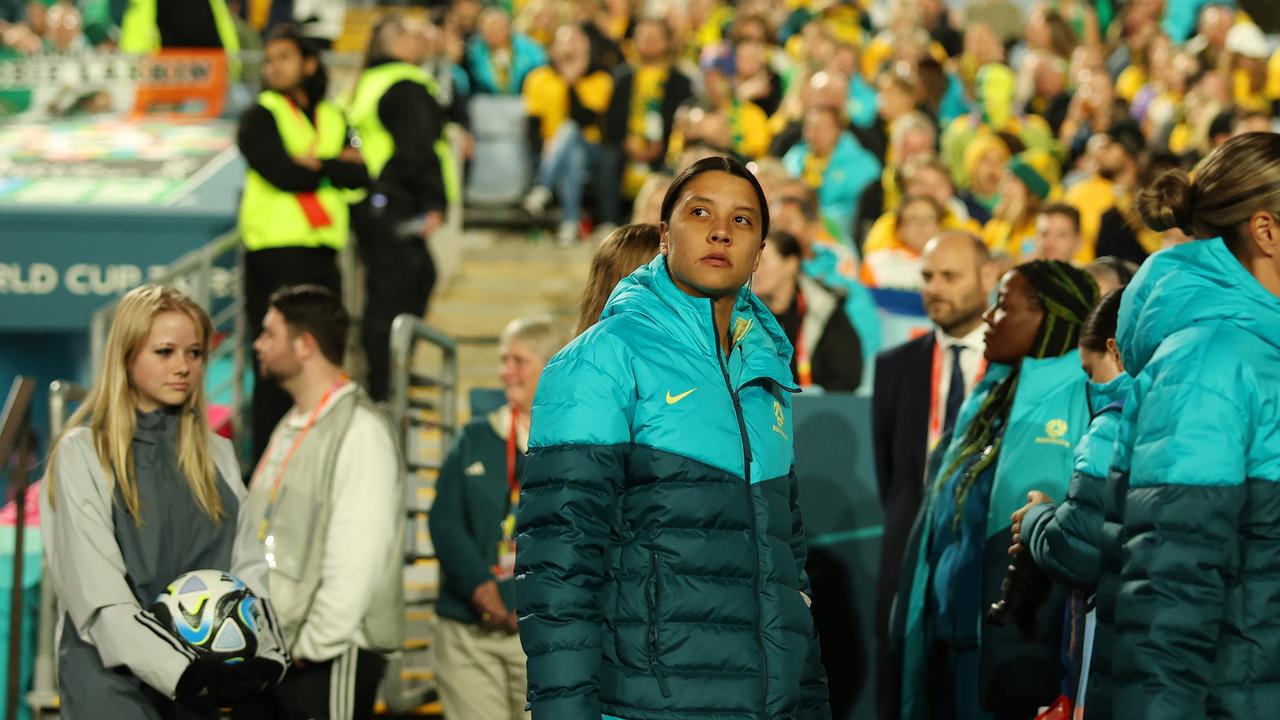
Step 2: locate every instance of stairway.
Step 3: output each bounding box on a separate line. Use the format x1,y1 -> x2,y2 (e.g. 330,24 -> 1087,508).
426,228 -> 594,419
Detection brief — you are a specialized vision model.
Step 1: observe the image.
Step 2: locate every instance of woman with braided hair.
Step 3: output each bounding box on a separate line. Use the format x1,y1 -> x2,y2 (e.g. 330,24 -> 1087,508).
891,260 -> 1099,720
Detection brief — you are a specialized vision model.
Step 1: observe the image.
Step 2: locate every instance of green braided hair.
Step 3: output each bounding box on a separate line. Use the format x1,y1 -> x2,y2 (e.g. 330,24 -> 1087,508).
939,260 -> 1100,528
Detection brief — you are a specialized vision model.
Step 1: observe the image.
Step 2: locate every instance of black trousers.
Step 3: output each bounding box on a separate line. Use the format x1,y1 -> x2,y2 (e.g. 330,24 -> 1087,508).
243,246 -> 342,471
233,647 -> 387,720
351,199 -> 436,402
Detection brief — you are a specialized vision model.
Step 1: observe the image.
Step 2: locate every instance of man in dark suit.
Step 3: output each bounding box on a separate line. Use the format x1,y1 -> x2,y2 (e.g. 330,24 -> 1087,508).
598,17 -> 693,225
873,230 -> 997,720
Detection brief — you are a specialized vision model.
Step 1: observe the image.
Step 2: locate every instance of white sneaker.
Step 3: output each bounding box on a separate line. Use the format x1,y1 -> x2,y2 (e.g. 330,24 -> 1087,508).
522,186 -> 552,216
556,220 -> 579,246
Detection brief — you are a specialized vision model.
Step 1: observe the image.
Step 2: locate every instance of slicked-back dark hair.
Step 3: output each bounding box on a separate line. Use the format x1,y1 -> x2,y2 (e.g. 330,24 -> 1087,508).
265,22 -> 328,100
269,284 -> 349,366
660,156 -> 770,240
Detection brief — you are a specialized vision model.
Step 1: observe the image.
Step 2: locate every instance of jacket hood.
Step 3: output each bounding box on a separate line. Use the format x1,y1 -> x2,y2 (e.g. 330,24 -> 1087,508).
1118,238 -> 1280,375
602,255 -> 797,387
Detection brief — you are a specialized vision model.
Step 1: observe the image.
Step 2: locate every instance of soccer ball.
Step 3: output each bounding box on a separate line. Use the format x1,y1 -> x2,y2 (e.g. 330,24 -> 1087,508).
150,570 -> 263,664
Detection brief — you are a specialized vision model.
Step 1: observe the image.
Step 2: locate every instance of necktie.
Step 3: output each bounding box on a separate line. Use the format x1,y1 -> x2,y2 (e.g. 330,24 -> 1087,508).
943,345 -> 965,434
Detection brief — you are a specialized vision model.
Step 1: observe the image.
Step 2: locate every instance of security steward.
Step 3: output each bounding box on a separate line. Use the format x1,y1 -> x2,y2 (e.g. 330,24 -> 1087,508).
237,23 -> 368,467
346,12 -> 457,402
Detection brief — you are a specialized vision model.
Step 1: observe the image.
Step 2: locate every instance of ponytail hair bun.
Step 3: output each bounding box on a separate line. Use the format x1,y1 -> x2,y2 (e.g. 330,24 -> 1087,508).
1136,168 -> 1194,234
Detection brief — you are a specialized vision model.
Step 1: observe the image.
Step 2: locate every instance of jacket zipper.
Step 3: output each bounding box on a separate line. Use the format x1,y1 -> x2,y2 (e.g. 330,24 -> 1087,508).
709,300 -> 768,712
647,551 -> 672,697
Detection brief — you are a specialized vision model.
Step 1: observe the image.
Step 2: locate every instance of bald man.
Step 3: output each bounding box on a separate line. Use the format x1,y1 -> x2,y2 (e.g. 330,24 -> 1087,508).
873,230 -> 998,720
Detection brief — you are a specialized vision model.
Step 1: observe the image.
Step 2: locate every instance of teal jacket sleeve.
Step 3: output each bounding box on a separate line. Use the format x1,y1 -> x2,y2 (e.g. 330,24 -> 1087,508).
1023,411 -> 1120,588
429,430 -> 494,605
1112,374 -> 1251,718
516,345 -> 634,720
788,468 -> 832,719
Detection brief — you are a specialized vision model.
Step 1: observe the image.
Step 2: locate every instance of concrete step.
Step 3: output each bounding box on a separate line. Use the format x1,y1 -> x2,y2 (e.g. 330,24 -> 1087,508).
410,228 -> 593,418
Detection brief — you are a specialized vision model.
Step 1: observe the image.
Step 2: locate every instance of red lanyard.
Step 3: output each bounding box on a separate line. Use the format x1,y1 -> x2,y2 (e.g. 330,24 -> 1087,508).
927,340 -> 987,450
794,287 -> 812,387
505,406 -> 521,506
254,376 -> 349,540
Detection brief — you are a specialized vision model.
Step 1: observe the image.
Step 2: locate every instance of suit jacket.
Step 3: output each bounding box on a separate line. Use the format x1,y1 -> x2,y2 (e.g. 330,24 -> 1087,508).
871,333 -> 935,720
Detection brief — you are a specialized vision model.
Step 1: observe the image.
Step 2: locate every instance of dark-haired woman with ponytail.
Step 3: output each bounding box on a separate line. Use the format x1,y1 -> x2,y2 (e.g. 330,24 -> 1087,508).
1006,288 -> 1131,718
1106,132 -> 1280,717
517,156 -> 830,720
892,260 -> 1099,720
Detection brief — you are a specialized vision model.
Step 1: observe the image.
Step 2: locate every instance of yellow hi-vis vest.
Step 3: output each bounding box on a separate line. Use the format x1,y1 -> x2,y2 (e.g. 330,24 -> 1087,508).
120,0 -> 241,76
347,62 -> 460,205
239,92 -> 350,252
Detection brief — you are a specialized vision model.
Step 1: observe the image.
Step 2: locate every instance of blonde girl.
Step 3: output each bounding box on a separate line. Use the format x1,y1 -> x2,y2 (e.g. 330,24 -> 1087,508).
41,285 -> 285,719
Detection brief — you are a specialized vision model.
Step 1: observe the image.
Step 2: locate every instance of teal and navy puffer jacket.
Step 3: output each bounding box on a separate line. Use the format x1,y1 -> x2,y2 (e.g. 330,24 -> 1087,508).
516,255 -> 831,720
1110,238 -> 1280,718
1021,371 -> 1132,714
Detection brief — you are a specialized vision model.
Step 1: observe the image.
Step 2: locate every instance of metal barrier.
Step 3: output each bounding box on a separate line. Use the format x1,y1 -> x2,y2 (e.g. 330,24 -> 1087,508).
382,313 -> 460,714
27,380 -> 88,717
2,377 -> 37,720
88,231 -> 247,457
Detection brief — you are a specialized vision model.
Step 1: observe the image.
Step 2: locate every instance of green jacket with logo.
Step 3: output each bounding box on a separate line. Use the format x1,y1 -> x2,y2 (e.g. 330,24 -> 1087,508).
516,254 -> 830,720
430,410 -> 523,625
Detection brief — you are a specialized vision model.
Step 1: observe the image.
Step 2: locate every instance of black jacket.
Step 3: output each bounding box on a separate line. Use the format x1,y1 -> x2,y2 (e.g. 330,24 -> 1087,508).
602,63 -> 694,162
376,77 -> 448,215
773,277 -> 863,393
870,333 -> 934,720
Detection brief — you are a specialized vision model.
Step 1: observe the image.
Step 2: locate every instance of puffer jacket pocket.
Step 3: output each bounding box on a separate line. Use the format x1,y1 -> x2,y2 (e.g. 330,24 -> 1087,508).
646,552 -> 672,697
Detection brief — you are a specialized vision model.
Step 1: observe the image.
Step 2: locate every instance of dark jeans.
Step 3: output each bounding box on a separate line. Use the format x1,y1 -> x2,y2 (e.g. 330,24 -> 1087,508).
351,198 -> 436,402
243,246 -> 342,471
233,647 -> 387,720
597,142 -> 624,225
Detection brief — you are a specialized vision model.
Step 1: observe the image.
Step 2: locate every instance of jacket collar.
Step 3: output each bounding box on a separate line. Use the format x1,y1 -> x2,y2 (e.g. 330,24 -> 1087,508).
603,255 -> 799,391
1086,372 -> 1132,416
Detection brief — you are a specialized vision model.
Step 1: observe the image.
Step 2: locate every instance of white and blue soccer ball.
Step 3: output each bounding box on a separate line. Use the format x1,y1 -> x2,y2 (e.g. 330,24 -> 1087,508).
150,570 -> 264,664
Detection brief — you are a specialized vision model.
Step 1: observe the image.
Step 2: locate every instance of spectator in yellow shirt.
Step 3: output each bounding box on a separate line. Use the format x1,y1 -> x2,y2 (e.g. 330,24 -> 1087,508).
1062,120 -> 1144,263
521,25 -> 613,245
1224,22 -> 1275,115
957,132 -> 1011,223
1029,203 -> 1083,263
700,45 -> 772,159
599,17 -> 694,225
861,195 -> 943,290
982,148 -> 1059,261
862,155 -> 982,257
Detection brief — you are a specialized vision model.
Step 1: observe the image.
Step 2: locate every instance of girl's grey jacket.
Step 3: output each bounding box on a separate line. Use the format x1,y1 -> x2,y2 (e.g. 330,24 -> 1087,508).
39,410 -> 287,719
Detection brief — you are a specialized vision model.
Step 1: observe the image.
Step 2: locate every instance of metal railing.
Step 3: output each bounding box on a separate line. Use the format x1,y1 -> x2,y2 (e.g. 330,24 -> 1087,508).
88,231 -> 247,457
382,313 -> 460,714
1,377 -> 37,720
27,380 -> 88,717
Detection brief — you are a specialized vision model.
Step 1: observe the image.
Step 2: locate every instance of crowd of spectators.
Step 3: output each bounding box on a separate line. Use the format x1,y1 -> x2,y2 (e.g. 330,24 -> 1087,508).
4,0 -> 1279,346
434,0 -> 1280,262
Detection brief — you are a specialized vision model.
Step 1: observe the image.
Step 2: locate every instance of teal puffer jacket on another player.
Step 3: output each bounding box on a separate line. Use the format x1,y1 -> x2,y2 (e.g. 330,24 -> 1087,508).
1110,238 -> 1280,718
515,254 -> 831,720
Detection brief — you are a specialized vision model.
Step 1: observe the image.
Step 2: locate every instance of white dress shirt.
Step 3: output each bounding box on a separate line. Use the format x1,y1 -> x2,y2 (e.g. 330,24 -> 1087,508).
935,323 -> 988,414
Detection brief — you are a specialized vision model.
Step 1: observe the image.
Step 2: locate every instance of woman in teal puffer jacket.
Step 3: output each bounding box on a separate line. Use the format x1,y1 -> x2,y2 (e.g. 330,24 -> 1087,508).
515,156 -> 830,720
1009,287 -> 1132,716
1108,132 -> 1280,718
